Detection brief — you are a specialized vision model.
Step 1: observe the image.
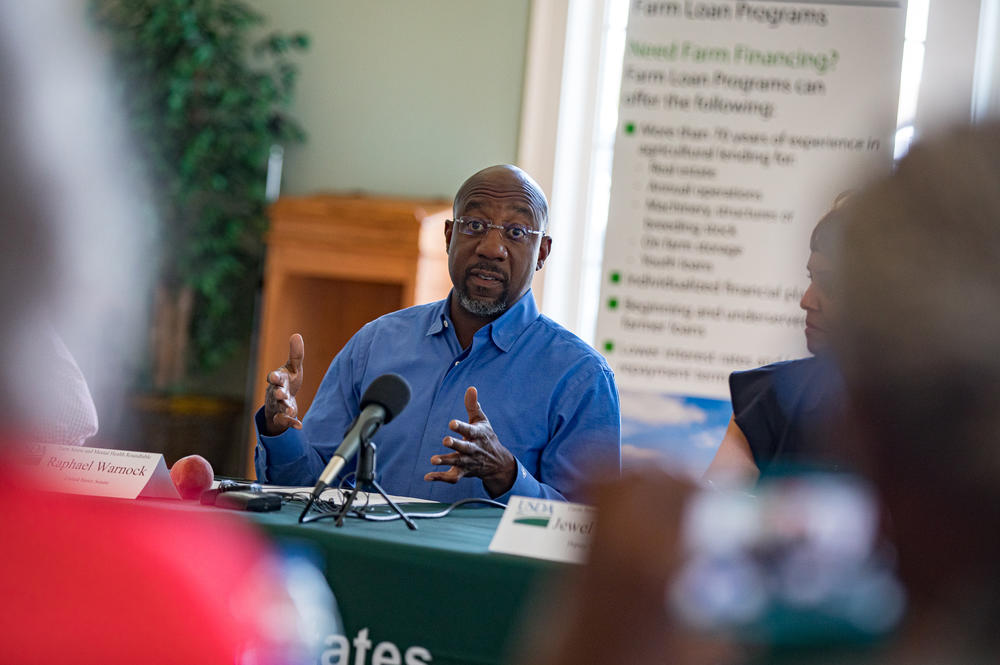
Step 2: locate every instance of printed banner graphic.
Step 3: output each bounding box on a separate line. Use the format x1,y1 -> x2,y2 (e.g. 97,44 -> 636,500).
597,1 -> 907,474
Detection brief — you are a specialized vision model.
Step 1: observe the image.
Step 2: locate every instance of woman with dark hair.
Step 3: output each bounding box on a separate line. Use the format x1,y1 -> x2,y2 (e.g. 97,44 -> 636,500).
703,198 -> 850,486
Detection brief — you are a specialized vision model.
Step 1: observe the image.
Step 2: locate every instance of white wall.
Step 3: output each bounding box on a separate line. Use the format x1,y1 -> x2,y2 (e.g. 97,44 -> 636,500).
247,0 -> 532,199
916,0 -> 986,135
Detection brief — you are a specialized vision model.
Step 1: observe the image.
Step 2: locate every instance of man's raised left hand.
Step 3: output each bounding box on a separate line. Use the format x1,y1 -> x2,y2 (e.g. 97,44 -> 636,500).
424,386 -> 517,498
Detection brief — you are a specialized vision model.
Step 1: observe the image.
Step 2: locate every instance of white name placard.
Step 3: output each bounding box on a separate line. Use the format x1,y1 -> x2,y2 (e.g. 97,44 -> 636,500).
489,496 -> 596,564
23,444 -> 180,500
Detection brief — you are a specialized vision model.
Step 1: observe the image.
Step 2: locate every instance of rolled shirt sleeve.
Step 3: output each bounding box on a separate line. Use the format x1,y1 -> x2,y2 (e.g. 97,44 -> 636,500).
254,408 -> 319,485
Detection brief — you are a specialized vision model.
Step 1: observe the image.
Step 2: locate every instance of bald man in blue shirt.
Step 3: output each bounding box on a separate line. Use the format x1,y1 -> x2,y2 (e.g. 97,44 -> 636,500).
255,165 -> 620,503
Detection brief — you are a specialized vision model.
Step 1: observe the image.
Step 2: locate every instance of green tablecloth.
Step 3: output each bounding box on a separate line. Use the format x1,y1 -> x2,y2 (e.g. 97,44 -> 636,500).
243,502 -> 564,665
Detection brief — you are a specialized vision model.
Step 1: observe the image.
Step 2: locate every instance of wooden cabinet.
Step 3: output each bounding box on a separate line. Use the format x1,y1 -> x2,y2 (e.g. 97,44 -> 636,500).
248,195 -> 452,476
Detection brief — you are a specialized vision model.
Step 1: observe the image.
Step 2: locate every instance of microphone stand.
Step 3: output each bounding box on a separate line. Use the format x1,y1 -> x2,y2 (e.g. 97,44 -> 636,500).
332,441 -> 417,530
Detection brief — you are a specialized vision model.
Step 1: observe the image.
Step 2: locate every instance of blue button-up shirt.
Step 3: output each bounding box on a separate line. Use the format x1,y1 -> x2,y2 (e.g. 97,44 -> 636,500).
254,291 -> 620,503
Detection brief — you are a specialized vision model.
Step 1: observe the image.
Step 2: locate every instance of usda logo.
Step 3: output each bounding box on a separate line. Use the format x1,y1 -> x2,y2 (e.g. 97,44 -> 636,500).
512,498 -> 554,528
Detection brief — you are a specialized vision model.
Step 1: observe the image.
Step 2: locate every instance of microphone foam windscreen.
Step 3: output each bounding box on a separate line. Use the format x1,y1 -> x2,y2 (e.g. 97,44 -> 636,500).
360,373 -> 412,423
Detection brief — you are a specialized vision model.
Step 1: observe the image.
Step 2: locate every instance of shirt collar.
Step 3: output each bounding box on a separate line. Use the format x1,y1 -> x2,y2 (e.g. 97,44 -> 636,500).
488,290 -> 539,352
425,297 -> 452,336
425,290 -> 539,353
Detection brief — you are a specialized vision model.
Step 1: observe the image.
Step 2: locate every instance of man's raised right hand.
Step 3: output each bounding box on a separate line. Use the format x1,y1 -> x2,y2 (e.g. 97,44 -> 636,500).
264,333 -> 304,435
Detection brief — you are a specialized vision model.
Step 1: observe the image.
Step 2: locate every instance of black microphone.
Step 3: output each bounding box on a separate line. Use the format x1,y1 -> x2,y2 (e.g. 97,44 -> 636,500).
312,373 -> 411,497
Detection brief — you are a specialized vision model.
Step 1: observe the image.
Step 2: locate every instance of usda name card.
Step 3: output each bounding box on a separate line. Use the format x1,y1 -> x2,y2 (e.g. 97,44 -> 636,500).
24,444 -> 180,500
489,496 -> 596,564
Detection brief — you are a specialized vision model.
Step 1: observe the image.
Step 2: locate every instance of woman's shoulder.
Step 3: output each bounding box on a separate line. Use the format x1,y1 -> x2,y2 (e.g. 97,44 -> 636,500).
730,357 -> 815,393
728,357 -> 827,469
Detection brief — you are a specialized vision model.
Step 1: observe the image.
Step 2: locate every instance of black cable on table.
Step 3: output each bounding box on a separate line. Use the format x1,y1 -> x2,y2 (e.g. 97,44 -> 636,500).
297,496 -> 506,525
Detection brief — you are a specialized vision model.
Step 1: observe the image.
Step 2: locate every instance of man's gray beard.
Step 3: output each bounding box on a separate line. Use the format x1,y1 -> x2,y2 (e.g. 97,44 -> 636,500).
458,289 -> 509,318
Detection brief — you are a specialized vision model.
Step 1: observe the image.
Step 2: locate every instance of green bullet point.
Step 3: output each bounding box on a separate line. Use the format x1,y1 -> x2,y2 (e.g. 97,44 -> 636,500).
610,271 -> 621,284
624,122 -> 635,135
608,298 -> 619,310
604,341 -> 615,353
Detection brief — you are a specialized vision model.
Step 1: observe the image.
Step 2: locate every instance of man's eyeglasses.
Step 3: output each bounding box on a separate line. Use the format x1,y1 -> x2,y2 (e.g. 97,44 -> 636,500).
447,217 -> 545,245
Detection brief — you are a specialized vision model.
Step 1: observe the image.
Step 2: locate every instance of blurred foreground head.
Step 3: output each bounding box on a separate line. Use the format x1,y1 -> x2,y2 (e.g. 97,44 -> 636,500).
837,124 -> 1000,620
0,1 -> 151,440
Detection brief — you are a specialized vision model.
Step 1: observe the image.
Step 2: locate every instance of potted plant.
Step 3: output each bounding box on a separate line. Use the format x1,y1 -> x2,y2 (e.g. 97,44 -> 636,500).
91,0 -> 308,470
